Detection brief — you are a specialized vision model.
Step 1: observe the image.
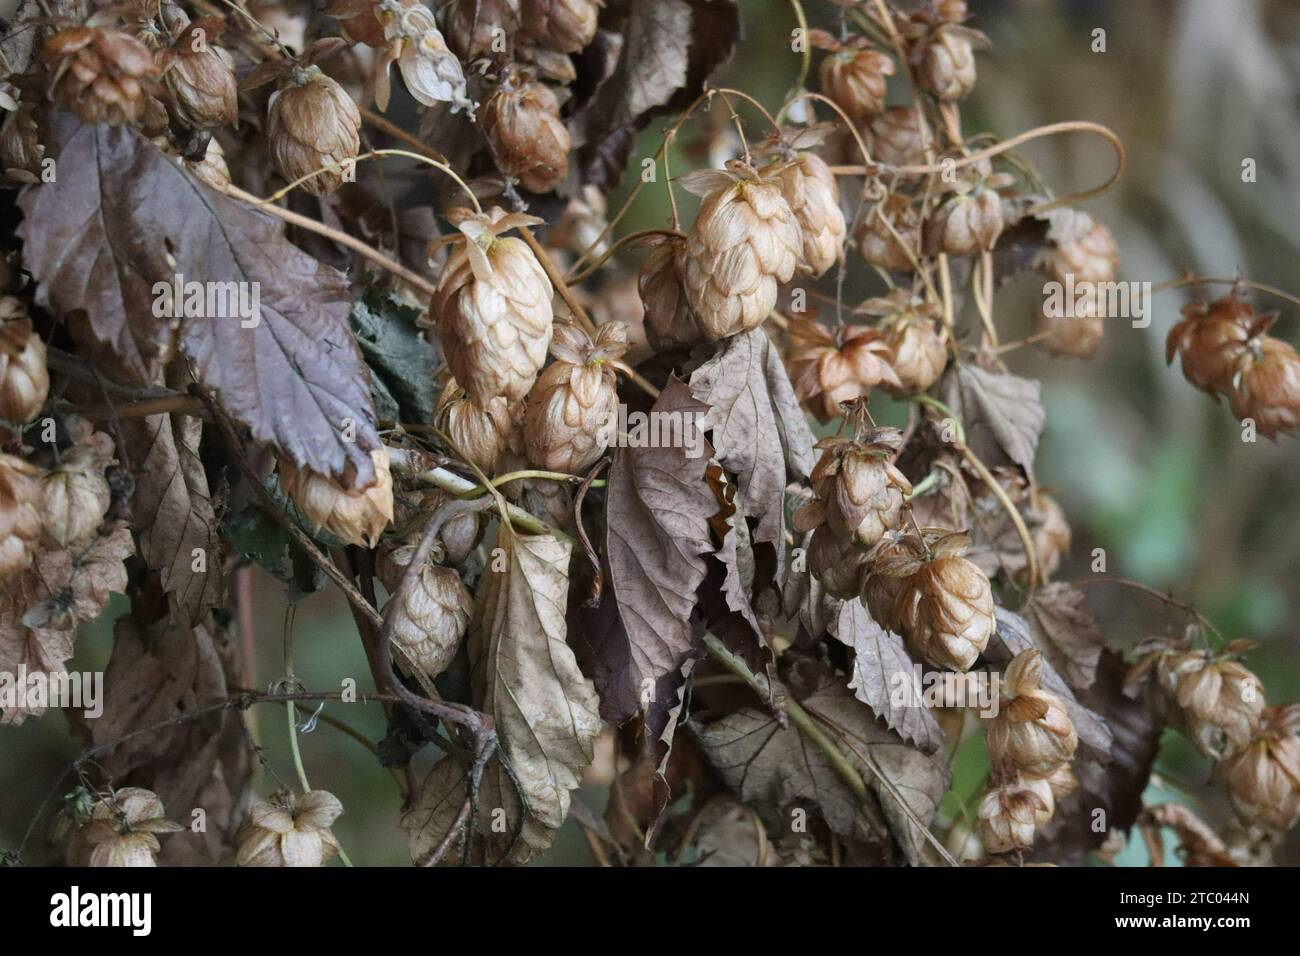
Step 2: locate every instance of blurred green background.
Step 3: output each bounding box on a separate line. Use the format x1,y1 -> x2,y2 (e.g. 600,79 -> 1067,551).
3,0 -> 1297,866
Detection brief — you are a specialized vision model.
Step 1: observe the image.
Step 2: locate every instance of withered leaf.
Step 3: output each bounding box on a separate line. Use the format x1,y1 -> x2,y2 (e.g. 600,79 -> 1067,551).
693,678 -> 949,865
690,328 -> 816,558
468,528 -> 601,860
828,597 -> 943,754
17,114 -> 380,486
940,364 -> 1044,480
121,411 -> 224,628
87,615 -> 251,865
578,381 -> 715,729
570,0 -> 740,188
1022,582 -> 1105,690
803,684 -> 951,865
0,524 -> 134,723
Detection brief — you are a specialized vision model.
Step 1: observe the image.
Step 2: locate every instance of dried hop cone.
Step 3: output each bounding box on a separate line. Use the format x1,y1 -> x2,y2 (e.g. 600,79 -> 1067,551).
1228,336 -> 1300,440
447,0 -> 520,60
0,104 -> 45,182
893,531 -> 995,671
764,150 -> 846,278
856,290 -> 949,395
639,236 -> 703,351
431,208 -> 555,406
807,525 -> 872,600
986,649 -> 1079,776
1169,650 -> 1265,757
681,160 -> 802,340
434,373 -> 514,475
378,545 -> 472,680
913,23 -> 985,101
43,26 -> 158,126
480,67 -> 570,194
1218,705 -> 1300,832
856,193 -> 922,272
267,66 -> 360,195
1035,210 -> 1119,358
811,30 -> 894,122
793,429 -> 912,551
372,0 -> 471,113
79,788 -> 184,867
869,107 -> 928,169
392,487 -> 482,566
159,18 -> 238,131
787,318 -> 902,421
279,447 -> 394,548
0,297 -> 50,423
0,452 -> 42,582
236,790 -> 343,867
522,0 -> 600,54
524,320 -> 627,474
926,164 -> 1012,256
975,775 -> 1054,855
38,430 -> 114,548
1165,291 -> 1255,395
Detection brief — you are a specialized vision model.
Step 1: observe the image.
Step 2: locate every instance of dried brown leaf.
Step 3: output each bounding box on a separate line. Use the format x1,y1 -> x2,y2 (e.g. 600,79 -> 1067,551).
17,115 -> 380,486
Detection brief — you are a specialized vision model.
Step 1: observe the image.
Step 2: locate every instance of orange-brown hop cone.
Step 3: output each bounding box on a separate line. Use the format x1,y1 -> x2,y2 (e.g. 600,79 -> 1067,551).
1035,210 -> 1119,358
522,0 -> 600,53
447,0 -> 520,59
434,373 -> 514,474
0,452 -> 42,582
38,429 -> 114,548
681,161 -> 802,340
236,790 -> 343,867
895,532 -> 995,671
160,19 -> 237,131
794,430 -> 912,551
1228,336 -> 1300,439
524,320 -> 626,474
1165,292 -> 1254,395
856,193 -> 922,272
1039,763 -> 1079,801
765,152 -> 845,278
327,0 -> 388,47
857,292 -> 949,395
279,447 -> 394,547
914,23 -> 984,101
431,208 -> 555,406
806,525 -> 872,600
1219,705 -> 1300,832
391,486 -> 482,566
76,788 -> 184,867
267,66 -> 360,195
928,178 -> 1007,257
812,31 -> 894,123
860,530 -> 919,631
639,236 -> 703,351
1169,651 -> 1265,757
43,26 -> 158,126
0,298 -> 50,423
378,545 -> 472,680
975,775 -> 1054,855
986,649 -> 1079,776
0,105 -> 45,182
1029,491 -> 1070,581
869,106 -> 928,168
787,318 -> 902,421
480,71 -> 570,194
